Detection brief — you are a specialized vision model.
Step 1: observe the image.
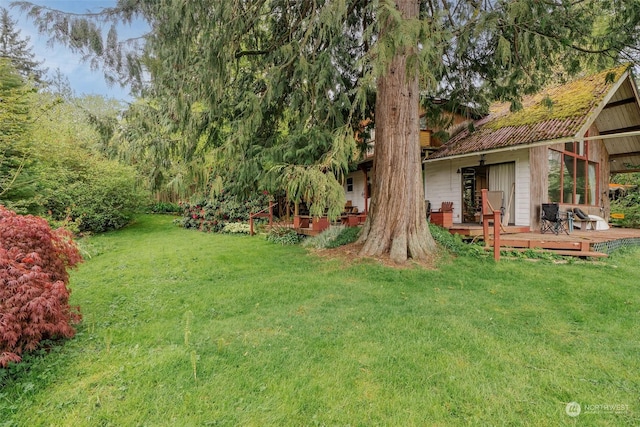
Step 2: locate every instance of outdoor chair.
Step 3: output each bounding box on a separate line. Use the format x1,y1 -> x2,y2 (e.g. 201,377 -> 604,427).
540,203 -> 570,235
430,201 -> 454,228
571,207 -> 598,230
432,201 -> 454,213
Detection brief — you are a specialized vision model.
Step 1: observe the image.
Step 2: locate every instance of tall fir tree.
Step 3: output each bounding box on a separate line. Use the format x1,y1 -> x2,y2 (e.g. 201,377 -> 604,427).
17,0 -> 640,261
0,7 -> 45,82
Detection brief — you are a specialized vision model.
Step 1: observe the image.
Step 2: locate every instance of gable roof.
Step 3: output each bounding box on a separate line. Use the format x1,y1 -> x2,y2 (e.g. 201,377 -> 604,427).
426,65 -> 640,172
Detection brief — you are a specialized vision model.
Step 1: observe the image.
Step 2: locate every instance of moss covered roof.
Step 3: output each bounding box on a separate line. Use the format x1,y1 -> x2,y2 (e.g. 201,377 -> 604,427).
429,65 -> 630,160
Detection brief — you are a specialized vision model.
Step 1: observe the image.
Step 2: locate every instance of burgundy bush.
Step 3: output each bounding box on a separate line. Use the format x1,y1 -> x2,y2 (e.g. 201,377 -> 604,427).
0,206 -> 82,367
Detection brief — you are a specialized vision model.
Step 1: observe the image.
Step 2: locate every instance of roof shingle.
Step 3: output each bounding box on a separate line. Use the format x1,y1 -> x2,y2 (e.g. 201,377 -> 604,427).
428,66 -> 629,160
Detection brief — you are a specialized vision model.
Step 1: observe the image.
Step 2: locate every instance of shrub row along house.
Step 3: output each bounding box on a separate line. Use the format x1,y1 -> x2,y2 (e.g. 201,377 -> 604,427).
344,65 -> 640,231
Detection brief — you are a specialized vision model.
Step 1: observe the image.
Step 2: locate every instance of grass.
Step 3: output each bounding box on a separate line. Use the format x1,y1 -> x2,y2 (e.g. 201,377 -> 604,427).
1,215 -> 639,426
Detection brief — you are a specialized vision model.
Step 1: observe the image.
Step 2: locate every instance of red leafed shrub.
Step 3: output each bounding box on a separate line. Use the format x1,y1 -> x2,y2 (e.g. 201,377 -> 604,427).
0,206 -> 82,367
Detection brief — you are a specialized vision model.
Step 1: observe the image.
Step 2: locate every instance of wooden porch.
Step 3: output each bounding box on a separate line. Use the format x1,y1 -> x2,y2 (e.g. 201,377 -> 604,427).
450,223 -> 640,257
279,212 -> 640,258
450,224 -> 531,237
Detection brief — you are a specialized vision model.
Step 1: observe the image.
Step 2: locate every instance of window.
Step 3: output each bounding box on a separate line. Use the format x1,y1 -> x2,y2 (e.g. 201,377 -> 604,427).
419,114 -> 428,131
548,142 -> 598,205
565,141 -> 586,156
346,177 -> 353,192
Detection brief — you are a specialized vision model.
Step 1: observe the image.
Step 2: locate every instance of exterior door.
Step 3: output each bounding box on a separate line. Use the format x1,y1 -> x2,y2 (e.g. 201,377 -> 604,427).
461,162 -> 515,224
461,166 -> 488,223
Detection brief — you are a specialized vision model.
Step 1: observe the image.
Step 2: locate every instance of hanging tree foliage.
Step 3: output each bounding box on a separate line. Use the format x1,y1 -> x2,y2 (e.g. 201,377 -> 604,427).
14,0 -> 640,261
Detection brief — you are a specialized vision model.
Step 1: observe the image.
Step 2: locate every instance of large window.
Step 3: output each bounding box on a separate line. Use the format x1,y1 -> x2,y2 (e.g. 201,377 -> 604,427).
547,142 -> 598,205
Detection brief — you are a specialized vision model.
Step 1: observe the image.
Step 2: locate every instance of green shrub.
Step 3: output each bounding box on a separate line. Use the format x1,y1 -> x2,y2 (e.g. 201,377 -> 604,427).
266,225 -> 301,245
302,226 -> 344,249
221,222 -> 251,234
148,201 -> 181,214
327,226 -> 361,248
44,214 -> 82,235
0,84 -> 146,234
302,226 -> 361,249
500,248 -> 564,261
429,224 -> 487,258
178,191 -> 271,233
610,194 -> 640,228
42,160 -> 148,233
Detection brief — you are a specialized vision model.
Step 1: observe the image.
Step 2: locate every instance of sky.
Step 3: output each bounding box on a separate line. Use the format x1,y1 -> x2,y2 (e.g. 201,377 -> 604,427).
1,0 -> 146,101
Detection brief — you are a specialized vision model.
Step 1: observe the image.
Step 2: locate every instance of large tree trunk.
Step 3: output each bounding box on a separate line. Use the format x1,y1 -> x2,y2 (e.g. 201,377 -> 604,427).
358,0 -> 436,263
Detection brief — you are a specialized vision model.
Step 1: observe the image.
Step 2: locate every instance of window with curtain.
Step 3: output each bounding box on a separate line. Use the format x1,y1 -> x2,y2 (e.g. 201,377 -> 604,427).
548,143 -> 598,205
488,162 -> 515,223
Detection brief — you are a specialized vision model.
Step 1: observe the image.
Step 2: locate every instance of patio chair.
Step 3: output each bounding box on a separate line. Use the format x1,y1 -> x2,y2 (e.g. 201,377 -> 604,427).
430,201 -> 454,228
540,203 -> 570,235
571,207 -> 598,230
432,201 -> 454,213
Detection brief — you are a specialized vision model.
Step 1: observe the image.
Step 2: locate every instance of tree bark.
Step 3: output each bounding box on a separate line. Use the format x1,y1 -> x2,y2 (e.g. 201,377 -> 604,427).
358,0 -> 436,263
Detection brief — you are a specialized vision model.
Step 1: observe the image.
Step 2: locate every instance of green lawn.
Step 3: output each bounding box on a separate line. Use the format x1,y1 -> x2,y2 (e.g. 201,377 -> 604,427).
2,215 -> 639,426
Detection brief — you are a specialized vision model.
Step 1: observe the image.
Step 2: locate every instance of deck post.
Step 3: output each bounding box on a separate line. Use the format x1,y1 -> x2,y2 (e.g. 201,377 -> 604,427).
249,213 -> 254,236
481,189 -> 501,261
362,167 -> 369,215
269,201 -> 274,228
492,210 -> 500,261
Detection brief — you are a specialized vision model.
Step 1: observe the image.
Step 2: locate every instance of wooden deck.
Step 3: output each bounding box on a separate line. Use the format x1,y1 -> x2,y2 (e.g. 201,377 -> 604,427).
284,219 -> 640,258
450,224 -> 531,237
450,223 -> 640,257
294,227 -> 322,237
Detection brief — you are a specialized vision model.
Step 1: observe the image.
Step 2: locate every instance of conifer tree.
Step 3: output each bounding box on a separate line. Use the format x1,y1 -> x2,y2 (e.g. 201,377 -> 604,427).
0,7 -> 45,82
16,0 -> 640,261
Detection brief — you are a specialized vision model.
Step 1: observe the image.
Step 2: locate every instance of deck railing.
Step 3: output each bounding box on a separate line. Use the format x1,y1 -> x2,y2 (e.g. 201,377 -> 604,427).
249,201 -> 276,236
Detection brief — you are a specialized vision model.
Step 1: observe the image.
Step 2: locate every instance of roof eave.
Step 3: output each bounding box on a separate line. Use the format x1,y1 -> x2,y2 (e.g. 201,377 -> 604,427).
574,69 -> 632,139
423,136 -> 576,163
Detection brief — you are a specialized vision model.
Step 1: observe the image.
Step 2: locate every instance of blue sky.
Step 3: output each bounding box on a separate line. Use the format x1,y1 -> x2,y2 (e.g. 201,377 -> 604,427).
2,0 -> 146,101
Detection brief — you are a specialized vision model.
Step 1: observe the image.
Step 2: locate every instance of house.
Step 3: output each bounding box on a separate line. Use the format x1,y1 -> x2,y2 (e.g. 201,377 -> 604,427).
343,100 -> 480,216
424,65 -> 640,229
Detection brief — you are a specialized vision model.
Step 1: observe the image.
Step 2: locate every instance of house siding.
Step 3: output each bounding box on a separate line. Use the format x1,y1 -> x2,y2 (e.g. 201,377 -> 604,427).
343,170 -> 368,214
424,160 -> 464,223
485,150 -> 531,227
424,150 -> 531,226
529,145 -> 548,228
